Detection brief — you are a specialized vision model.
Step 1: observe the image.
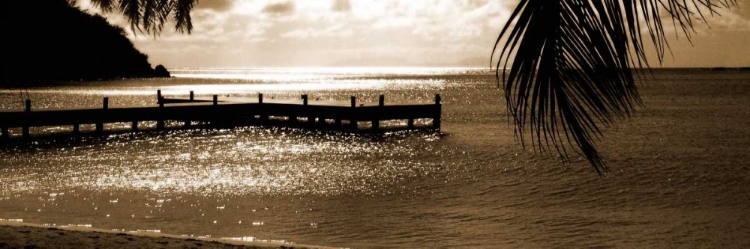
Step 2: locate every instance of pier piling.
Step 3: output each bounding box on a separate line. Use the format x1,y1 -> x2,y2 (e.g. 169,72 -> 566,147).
96,97 -> 108,134
259,93 -> 268,123
22,99 -> 31,139
211,95 -> 219,128
433,94 -> 441,130
350,96 -> 357,130
302,95 -> 314,126
373,95 -> 385,131
157,95 -> 166,130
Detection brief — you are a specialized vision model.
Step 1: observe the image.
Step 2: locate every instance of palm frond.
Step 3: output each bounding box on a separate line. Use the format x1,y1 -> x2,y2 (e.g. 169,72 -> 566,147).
492,0 -> 736,174
89,0 -> 196,35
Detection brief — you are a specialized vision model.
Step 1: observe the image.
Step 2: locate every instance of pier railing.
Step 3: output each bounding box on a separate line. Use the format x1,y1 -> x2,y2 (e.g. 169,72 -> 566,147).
0,92 -> 442,139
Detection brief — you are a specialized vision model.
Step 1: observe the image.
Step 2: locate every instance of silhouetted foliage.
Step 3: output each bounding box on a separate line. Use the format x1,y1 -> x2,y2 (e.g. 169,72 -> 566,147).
0,0 -> 170,83
493,0 -> 737,174
154,65 -> 171,77
89,0 -> 197,35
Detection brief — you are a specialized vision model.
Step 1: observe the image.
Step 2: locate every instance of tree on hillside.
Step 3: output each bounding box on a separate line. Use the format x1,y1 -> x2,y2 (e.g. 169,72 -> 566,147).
0,0 -> 168,82
89,0 -> 738,173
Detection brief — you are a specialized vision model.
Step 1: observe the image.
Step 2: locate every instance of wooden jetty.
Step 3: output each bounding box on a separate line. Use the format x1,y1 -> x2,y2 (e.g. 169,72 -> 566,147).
0,91 -> 441,140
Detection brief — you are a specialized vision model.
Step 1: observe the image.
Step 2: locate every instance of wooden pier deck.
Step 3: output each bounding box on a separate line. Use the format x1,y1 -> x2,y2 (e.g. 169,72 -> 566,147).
0,91 -> 442,140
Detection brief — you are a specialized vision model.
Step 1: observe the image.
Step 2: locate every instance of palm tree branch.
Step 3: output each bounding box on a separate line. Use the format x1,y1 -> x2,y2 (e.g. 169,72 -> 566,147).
493,0 -> 735,173
89,0 -> 196,35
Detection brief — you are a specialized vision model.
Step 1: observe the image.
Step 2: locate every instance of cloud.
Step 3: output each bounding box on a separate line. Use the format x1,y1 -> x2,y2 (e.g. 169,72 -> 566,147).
332,0 -> 351,12
195,0 -> 235,11
121,0 -> 517,67
281,25 -> 353,39
262,1 -> 295,15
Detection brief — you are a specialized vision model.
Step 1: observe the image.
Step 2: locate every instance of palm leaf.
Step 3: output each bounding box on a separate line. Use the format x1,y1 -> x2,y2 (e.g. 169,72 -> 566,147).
492,0 -> 736,174
89,0 -> 196,35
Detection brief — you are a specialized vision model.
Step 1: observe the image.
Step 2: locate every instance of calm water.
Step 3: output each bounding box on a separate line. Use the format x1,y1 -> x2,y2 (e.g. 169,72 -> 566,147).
1,68 -> 749,248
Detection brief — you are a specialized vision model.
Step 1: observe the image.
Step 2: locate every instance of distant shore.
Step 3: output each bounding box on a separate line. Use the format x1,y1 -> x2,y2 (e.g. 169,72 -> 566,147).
0,221 -> 335,249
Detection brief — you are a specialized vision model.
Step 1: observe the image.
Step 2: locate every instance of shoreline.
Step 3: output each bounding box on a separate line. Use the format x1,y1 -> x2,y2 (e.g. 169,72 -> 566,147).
0,221 -> 338,249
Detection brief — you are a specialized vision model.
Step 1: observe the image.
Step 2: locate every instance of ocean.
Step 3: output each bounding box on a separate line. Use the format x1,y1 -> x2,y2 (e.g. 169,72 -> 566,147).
0,68 -> 749,248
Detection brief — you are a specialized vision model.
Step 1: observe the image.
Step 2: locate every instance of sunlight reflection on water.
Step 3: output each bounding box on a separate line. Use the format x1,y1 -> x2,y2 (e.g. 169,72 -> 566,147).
0,128 -> 443,196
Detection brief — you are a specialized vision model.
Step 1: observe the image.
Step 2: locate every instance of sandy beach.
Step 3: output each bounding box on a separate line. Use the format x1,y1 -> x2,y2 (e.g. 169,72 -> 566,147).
0,221 -> 335,249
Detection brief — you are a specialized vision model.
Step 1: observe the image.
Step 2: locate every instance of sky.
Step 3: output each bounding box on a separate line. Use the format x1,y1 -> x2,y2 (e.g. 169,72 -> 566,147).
79,0 -> 750,68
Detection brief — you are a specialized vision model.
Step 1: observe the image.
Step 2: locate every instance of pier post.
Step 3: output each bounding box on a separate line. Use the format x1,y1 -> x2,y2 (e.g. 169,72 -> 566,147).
23,99 -> 31,139
157,96 -> 166,130
1,127 -> 9,140
373,95 -> 384,131
408,119 -> 415,129
158,90 -> 164,108
258,93 -> 268,123
211,95 -> 219,128
308,116 -> 316,126
350,96 -> 357,130
184,93 -> 192,128
22,126 -> 29,139
73,124 -> 80,137
303,95 -> 314,126
96,97 -> 108,134
433,94 -> 441,130
131,121 -> 138,131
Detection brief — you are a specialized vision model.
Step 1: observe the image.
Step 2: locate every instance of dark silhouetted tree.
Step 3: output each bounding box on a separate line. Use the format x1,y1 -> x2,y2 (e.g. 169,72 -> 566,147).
0,0 -> 170,83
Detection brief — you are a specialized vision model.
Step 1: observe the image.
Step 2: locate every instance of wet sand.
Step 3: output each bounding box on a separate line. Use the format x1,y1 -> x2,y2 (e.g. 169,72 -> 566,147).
0,221 -> 334,249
